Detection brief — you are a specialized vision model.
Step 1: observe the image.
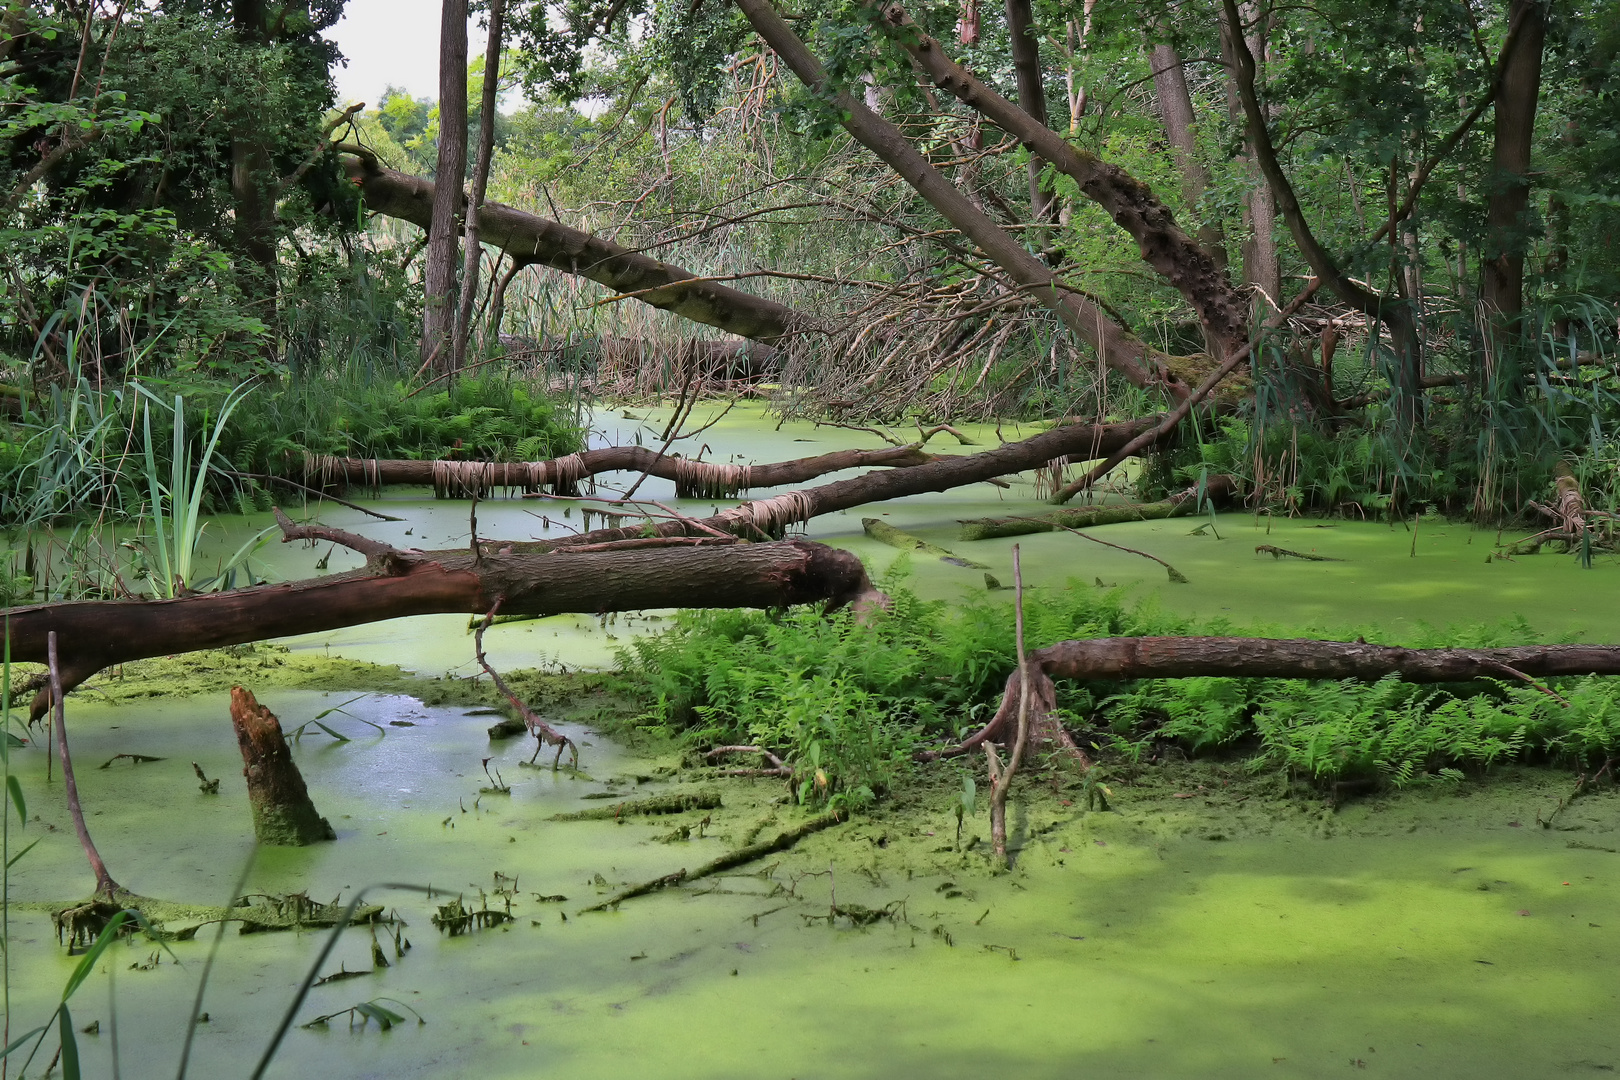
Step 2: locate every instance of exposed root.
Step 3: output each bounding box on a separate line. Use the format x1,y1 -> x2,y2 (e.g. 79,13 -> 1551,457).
473,599 -> 578,768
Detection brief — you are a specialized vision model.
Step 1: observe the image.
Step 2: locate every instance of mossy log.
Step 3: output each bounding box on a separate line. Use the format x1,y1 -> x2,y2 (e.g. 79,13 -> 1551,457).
861,518 -> 988,568
550,789 -> 721,821
230,686 -> 335,846
957,475 -> 1235,541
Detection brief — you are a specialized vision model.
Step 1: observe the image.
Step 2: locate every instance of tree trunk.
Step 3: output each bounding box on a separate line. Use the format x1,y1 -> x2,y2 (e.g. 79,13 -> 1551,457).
1217,7 -> 1279,315
1150,41 -> 1226,271
294,441 -> 938,498
872,2 -> 1249,363
1480,0 -> 1546,325
735,0 -> 1191,399
1003,0 -> 1054,222
423,0 -> 470,375
941,633 -> 1620,761
230,0 -> 279,350
342,149 -> 796,345
958,474 -> 1235,539
452,0 -> 507,371
230,686 -> 335,846
15,540 -> 877,714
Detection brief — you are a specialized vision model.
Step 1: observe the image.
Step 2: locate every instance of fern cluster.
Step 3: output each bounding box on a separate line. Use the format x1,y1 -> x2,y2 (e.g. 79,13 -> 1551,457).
619,564 -> 1620,800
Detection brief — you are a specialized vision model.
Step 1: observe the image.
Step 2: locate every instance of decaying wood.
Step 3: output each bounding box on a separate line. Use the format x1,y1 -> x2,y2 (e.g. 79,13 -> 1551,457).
861,518 -> 987,568
293,442 -> 938,499
958,475 -> 1235,540
578,810 -> 847,912
932,635 -> 1620,763
229,686 -> 335,846
49,631 -> 120,895
549,790 -> 722,821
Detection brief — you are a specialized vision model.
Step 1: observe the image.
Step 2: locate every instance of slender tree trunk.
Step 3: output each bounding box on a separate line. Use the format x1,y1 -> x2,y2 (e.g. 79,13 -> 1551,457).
230,0 -> 279,350
737,0 -> 1190,399
1150,41 -> 1226,271
1480,0 -> 1546,325
452,0 -> 506,371
1003,0 -> 1054,222
423,0 -> 470,375
1219,5 -> 1279,315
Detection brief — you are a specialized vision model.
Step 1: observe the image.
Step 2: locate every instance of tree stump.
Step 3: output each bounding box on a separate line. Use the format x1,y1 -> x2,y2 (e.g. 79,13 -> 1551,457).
229,686 -> 335,845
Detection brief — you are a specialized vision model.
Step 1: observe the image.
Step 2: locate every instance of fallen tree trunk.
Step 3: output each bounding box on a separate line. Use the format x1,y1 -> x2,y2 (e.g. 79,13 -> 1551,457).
293,442 -> 937,500
13,537 -> 875,717
341,147 -> 797,346
930,634 -> 1620,761
957,475 -> 1236,540
517,417 -> 1160,548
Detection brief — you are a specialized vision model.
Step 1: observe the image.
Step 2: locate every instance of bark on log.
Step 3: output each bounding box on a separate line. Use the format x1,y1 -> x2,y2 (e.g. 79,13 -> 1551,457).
13,540 -> 875,718
930,634 -> 1620,762
523,418 -> 1160,549
862,518 -> 987,567
229,686 -> 335,846
294,442 -> 937,499
341,149 -> 797,345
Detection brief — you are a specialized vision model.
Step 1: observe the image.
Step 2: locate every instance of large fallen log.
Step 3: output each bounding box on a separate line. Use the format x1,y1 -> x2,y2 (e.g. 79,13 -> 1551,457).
930,635 -> 1620,761
293,442 -> 937,500
517,417 -> 1161,548
13,537 -> 875,717
957,475 -> 1237,541
341,147 -> 796,345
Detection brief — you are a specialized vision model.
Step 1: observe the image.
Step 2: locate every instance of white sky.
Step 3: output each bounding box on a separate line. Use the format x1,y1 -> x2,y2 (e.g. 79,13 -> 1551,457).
327,0 -> 480,106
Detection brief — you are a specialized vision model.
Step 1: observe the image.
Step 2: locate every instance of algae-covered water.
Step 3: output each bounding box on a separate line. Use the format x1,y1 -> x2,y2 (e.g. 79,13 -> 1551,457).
9,406 -> 1620,1077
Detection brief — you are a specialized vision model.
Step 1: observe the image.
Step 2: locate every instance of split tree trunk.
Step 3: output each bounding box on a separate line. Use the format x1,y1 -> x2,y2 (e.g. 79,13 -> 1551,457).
423,0 -> 470,375
229,686 -> 335,845
1002,0 -> 1054,222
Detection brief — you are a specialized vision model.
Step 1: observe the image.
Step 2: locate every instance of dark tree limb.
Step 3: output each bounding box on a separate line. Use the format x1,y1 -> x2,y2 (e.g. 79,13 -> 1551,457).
48,632 -> 119,895
340,147 -> 798,345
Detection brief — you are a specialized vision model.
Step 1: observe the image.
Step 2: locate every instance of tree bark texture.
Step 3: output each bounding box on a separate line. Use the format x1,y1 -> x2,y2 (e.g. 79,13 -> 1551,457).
1002,0 -> 1054,222
1481,0 -> 1546,323
343,151 -> 796,345
423,0 -> 470,374
452,0 -> 508,371
875,2 -> 1249,362
733,0 -> 1192,400
13,541 -> 875,714
942,633 -> 1620,762
958,474 -> 1235,539
1149,41 -> 1226,272
229,686 -> 336,845
295,442 -> 938,498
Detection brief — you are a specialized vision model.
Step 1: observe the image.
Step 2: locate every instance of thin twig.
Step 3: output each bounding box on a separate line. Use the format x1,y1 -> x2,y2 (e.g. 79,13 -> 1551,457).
48,631 -> 119,895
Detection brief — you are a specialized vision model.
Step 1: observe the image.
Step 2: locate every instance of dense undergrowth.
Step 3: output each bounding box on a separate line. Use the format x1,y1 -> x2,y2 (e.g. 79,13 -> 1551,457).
618,562 -> 1620,807
0,365 -> 584,527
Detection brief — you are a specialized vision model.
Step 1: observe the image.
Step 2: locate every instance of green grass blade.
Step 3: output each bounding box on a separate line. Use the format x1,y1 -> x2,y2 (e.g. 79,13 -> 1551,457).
5,836 -> 39,868
0,1023 -> 49,1060
58,1005 -> 80,1080
6,774 -> 23,825
61,911 -> 133,1001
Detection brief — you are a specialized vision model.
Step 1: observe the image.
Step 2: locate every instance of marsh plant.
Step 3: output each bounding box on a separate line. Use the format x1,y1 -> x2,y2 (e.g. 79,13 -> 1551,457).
623,566 -> 1620,796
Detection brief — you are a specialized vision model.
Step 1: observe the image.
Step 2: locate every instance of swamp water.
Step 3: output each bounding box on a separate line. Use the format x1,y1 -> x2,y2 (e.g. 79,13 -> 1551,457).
10,406 -> 1620,1077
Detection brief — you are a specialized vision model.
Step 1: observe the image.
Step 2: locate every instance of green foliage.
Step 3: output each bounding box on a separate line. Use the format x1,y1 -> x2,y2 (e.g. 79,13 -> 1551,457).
623,565 -> 1620,798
